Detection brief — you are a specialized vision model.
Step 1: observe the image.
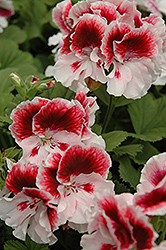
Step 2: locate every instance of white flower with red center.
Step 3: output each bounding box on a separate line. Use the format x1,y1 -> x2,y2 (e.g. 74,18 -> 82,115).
81,190 -> 158,250
46,0 -> 166,98
134,153 -> 166,216
9,96 -> 87,164
0,0 -> 14,33
0,161 -> 58,244
36,143 -> 113,230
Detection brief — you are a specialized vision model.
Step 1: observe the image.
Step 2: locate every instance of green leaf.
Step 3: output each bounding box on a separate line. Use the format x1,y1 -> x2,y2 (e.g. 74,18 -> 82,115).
5,147 -> 22,159
0,39 -> 41,94
0,93 -> 14,115
102,131 -> 128,152
113,180 -> 130,194
114,144 -> 143,157
128,94 -> 166,142
20,0 -> 48,40
4,240 -> 28,250
40,82 -> 74,100
119,155 -> 141,189
0,25 -> 27,44
25,235 -> 50,250
132,142 -> 159,165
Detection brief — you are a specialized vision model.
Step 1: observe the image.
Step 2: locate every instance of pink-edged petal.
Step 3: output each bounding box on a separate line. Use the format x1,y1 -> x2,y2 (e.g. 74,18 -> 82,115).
90,1 -> 118,25
36,153 -> 61,200
126,206 -> 157,250
140,152 -> 166,188
71,14 -> 106,57
52,53 -> 106,91
5,161 -> 38,194
0,7 -> 14,17
101,21 -> 131,68
0,0 -> 14,18
114,23 -> 159,62
57,173 -> 114,225
33,98 -> 85,137
98,194 -> 134,249
75,87 -> 99,127
52,0 -> 73,35
57,144 -> 111,183
143,14 -> 166,37
69,0 -> 93,26
0,192 -> 37,240
81,230 -> 117,250
9,97 -> 49,142
134,180 -> 166,215
106,62 -> 132,96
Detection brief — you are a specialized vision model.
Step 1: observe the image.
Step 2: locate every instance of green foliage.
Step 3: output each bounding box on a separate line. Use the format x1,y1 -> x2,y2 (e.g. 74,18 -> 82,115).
102,131 -> 128,151
118,155 -> 141,189
128,94 -> 166,142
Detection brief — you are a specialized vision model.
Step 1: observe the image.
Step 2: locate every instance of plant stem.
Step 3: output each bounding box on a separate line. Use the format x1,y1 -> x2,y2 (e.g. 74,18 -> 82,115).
102,95 -> 116,134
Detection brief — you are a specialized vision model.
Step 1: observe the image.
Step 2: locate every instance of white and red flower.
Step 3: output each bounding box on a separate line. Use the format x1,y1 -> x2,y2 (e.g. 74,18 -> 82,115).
9,91 -> 102,164
46,0 -> 166,99
36,143 -> 112,229
0,160 -> 58,244
134,153 -> 166,216
0,0 -> 14,33
81,190 -> 158,250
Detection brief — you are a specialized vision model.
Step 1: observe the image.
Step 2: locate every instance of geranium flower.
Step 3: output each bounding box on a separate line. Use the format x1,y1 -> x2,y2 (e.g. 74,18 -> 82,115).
36,143 -> 113,229
134,153 -> 166,216
0,161 -> 58,244
0,0 -> 14,33
81,190 -> 158,250
46,0 -> 166,99
133,0 -> 166,16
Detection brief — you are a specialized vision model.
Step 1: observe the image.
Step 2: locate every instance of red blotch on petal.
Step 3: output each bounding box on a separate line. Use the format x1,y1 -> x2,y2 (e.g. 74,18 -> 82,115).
37,163 -> 61,200
57,144 -> 111,183
33,99 -> 85,137
100,244 -> 117,250
52,0 -> 73,35
114,25 -> 158,61
91,2 -> 118,25
102,22 -> 131,68
71,14 -> 106,56
9,98 -> 49,142
126,206 -> 155,250
99,195 -> 134,249
135,185 -> 166,214
5,162 -> 38,194
0,7 -> 13,17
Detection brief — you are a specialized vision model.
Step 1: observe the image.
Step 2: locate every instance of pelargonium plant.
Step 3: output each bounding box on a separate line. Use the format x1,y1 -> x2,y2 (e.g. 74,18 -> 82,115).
0,0 -> 166,249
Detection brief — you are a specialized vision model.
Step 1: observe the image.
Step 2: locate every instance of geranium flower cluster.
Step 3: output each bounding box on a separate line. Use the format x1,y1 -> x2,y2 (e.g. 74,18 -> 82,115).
0,0 -> 14,33
45,0 -> 166,99
0,89 -> 166,249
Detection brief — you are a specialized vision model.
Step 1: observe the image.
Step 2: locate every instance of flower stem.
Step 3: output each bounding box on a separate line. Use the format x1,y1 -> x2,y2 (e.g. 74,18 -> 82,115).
102,95 -> 116,134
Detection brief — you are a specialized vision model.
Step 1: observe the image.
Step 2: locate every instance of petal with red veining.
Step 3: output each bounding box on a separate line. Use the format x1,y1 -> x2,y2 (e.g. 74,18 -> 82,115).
134,179 -> 166,215
52,0 -> 73,35
90,2 -> 118,25
101,21 -> 131,68
71,14 -> 106,56
114,24 -> 158,62
5,161 -> 38,194
33,98 -> 85,137
126,206 -> 157,250
57,144 -> 111,183
9,97 -> 49,142
36,154 -> 61,200
140,152 -> 166,189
